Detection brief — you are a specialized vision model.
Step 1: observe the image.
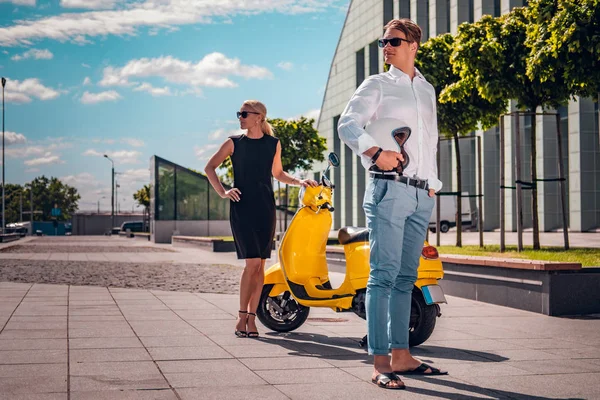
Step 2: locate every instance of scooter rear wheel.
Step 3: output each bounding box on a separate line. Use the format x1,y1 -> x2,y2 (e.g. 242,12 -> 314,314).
257,284 -> 310,332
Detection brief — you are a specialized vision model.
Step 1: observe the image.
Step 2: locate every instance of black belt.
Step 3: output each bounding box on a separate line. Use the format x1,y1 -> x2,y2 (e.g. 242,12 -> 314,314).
370,173 -> 429,190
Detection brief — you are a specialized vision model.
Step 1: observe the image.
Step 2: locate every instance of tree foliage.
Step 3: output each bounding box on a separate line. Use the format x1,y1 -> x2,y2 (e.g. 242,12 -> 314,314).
1,176 -> 80,224
527,0 -> 600,99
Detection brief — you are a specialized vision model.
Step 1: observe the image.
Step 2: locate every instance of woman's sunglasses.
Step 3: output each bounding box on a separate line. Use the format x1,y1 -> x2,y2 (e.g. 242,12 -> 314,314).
236,111 -> 260,119
377,37 -> 411,48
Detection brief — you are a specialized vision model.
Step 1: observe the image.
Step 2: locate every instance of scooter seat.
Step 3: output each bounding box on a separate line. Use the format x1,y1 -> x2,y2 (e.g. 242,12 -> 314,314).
338,226 -> 369,245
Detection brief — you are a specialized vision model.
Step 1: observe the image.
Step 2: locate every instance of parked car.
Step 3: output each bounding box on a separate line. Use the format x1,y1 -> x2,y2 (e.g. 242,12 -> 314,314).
120,221 -> 145,233
429,193 -> 476,233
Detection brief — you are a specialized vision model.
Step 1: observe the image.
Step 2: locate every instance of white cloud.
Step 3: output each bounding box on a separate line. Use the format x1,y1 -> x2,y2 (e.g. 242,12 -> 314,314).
82,63 -> 91,68
24,152 -> 64,166
82,76 -> 91,85
3,78 -> 60,103
99,53 -> 272,90
121,138 -> 144,147
208,128 -> 243,141
277,61 -> 294,71
25,168 -> 40,173
11,48 -> 53,61
194,144 -> 219,160
0,0 -> 35,6
60,0 -> 119,10
83,149 -> 142,164
6,137 -> 72,158
133,82 -> 172,97
61,172 -> 99,188
81,90 -> 121,104
92,138 -> 115,145
1,131 -> 27,146
0,1 -> 340,47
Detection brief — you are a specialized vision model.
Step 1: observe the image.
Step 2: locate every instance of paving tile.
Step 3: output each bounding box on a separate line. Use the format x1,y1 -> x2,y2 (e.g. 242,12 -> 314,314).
164,370 -> 266,388
4,321 -> 67,330
221,343 -> 305,358
69,337 -> 143,349
239,355 -> 335,371
0,363 -> 67,377
69,327 -> 136,338
70,389 -> 177,399
505,358 -> 600,374
147,346 -> 233,361
0,338 -> 66,351
0,393 -> 67,400
274,382 -> 406,400
70,361 -> 169,392
177,386 -> 288,400
0,349 -> 67,364
70,348 -> 152,363
0,375 -> 67,394
138,335 -> 213,348
128,321 -> 199,336
0,329 -> 67,339
157,359 -> 248,374
257,367 -> 360,385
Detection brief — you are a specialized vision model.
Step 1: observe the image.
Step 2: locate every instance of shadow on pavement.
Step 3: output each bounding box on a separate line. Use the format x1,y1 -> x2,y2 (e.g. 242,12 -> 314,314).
260,331 -> 509,364
405,376 -> 585,400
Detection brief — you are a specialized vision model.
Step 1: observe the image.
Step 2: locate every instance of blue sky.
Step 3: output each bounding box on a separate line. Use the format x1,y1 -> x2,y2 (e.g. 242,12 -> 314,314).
0,0 -> 347,212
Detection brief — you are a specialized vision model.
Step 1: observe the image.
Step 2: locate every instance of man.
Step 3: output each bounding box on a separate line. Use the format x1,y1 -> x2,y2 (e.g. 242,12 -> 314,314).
338,18 -> 447,390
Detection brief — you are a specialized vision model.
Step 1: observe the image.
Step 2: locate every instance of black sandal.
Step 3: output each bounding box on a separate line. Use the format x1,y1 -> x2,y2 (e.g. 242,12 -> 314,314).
371,372 -> 405,390
394,363 -> 448,376
246,312 -> 259,338
235,310 -> 247,338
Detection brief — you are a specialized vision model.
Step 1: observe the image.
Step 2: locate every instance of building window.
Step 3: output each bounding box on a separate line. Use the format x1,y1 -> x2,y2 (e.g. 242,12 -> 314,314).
369,40 -> 379,75
333,116 -> 342,229
384,0 -> 394,24
468,0 -> 474,22
417,0 -> 430,41
399,0 -> 410,18
356,48 -> 365,88
447,0 -> 451,32
493,0 -> 501,17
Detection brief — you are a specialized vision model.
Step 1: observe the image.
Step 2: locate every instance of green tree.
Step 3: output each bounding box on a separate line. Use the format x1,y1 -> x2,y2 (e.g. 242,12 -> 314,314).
417,33 -> 506,246
527,0 -> 600,100
133,184 -> 150,211
4,177 -> 81,223
447,11 -> 571,249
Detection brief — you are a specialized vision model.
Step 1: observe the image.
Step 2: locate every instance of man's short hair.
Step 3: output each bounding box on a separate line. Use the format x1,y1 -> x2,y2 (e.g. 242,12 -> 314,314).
384,18 -> 422,47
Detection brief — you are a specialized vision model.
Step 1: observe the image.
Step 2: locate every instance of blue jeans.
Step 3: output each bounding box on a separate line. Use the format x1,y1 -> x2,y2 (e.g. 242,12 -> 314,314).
363,178 -> 435,355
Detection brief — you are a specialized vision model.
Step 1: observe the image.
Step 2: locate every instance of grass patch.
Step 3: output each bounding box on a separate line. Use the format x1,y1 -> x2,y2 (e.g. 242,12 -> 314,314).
436,245 -> 600,267
207,236 -> 234,241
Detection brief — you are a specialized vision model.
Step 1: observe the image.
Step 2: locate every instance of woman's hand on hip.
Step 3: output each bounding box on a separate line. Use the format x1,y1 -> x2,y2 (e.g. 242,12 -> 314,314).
223,188 -> 241,202
428,189 -> 436,198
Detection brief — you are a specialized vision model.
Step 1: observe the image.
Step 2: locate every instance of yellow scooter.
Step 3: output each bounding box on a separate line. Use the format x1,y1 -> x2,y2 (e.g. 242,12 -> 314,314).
257,153 -> 447,347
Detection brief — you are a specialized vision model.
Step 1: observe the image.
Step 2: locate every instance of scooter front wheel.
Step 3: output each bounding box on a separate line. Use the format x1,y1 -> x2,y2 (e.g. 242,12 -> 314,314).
257,284 -> 310,332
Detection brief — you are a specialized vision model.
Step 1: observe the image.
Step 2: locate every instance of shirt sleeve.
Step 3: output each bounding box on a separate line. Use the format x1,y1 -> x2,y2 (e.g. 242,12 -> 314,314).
428,99 -> 443,192
337,77 -> 382,156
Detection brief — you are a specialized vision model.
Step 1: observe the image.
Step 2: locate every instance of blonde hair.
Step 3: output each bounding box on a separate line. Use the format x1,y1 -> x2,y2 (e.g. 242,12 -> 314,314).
243,100 -> 274,136
384,18 -> 422,48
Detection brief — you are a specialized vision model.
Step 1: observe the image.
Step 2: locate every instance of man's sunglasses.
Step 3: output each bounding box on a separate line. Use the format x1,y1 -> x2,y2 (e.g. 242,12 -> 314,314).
377,37 -> 411,48
237,111 -> 260,119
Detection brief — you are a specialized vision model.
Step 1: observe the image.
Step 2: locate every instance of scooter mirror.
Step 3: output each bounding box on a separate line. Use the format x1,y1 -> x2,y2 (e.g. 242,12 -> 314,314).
328,152 -> 340,168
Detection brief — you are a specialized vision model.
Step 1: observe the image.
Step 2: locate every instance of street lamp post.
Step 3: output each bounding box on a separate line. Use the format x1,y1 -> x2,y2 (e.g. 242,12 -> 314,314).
2,77 -> 6,234
103,155 -> 114,229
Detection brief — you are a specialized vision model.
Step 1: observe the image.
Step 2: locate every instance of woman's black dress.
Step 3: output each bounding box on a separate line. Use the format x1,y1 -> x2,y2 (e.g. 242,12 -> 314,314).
229,134 -> 278,259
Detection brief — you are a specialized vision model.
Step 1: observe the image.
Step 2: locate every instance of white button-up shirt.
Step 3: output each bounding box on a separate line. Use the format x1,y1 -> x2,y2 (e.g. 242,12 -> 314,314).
338,65 -> 443,192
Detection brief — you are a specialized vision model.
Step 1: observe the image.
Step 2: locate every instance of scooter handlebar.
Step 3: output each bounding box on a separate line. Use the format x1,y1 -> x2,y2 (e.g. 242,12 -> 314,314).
322,202 -> 335,212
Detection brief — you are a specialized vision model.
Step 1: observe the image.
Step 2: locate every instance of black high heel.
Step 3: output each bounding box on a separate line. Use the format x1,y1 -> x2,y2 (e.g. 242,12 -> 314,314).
246,312 -> 259,338
235,310 -> 247,338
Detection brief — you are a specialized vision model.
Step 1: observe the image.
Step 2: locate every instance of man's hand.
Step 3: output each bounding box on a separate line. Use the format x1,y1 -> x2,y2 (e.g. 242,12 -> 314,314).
428,189 -> 435,198
375,150 -> 404,171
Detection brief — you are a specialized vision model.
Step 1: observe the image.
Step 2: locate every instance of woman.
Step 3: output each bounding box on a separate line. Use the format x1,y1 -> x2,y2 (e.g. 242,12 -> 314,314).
205,100 -> 318,338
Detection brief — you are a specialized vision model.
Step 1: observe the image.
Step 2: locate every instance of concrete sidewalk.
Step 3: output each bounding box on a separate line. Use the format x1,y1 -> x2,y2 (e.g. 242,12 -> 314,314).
1,281 -> 600,399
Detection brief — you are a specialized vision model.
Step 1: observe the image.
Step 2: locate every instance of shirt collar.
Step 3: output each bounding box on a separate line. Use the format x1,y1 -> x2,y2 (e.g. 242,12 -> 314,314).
388,65 -> 425,82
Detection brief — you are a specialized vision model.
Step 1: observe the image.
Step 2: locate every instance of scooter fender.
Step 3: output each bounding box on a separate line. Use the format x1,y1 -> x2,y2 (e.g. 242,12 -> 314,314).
264,263 -> 289,297
414,279 -> 447,305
